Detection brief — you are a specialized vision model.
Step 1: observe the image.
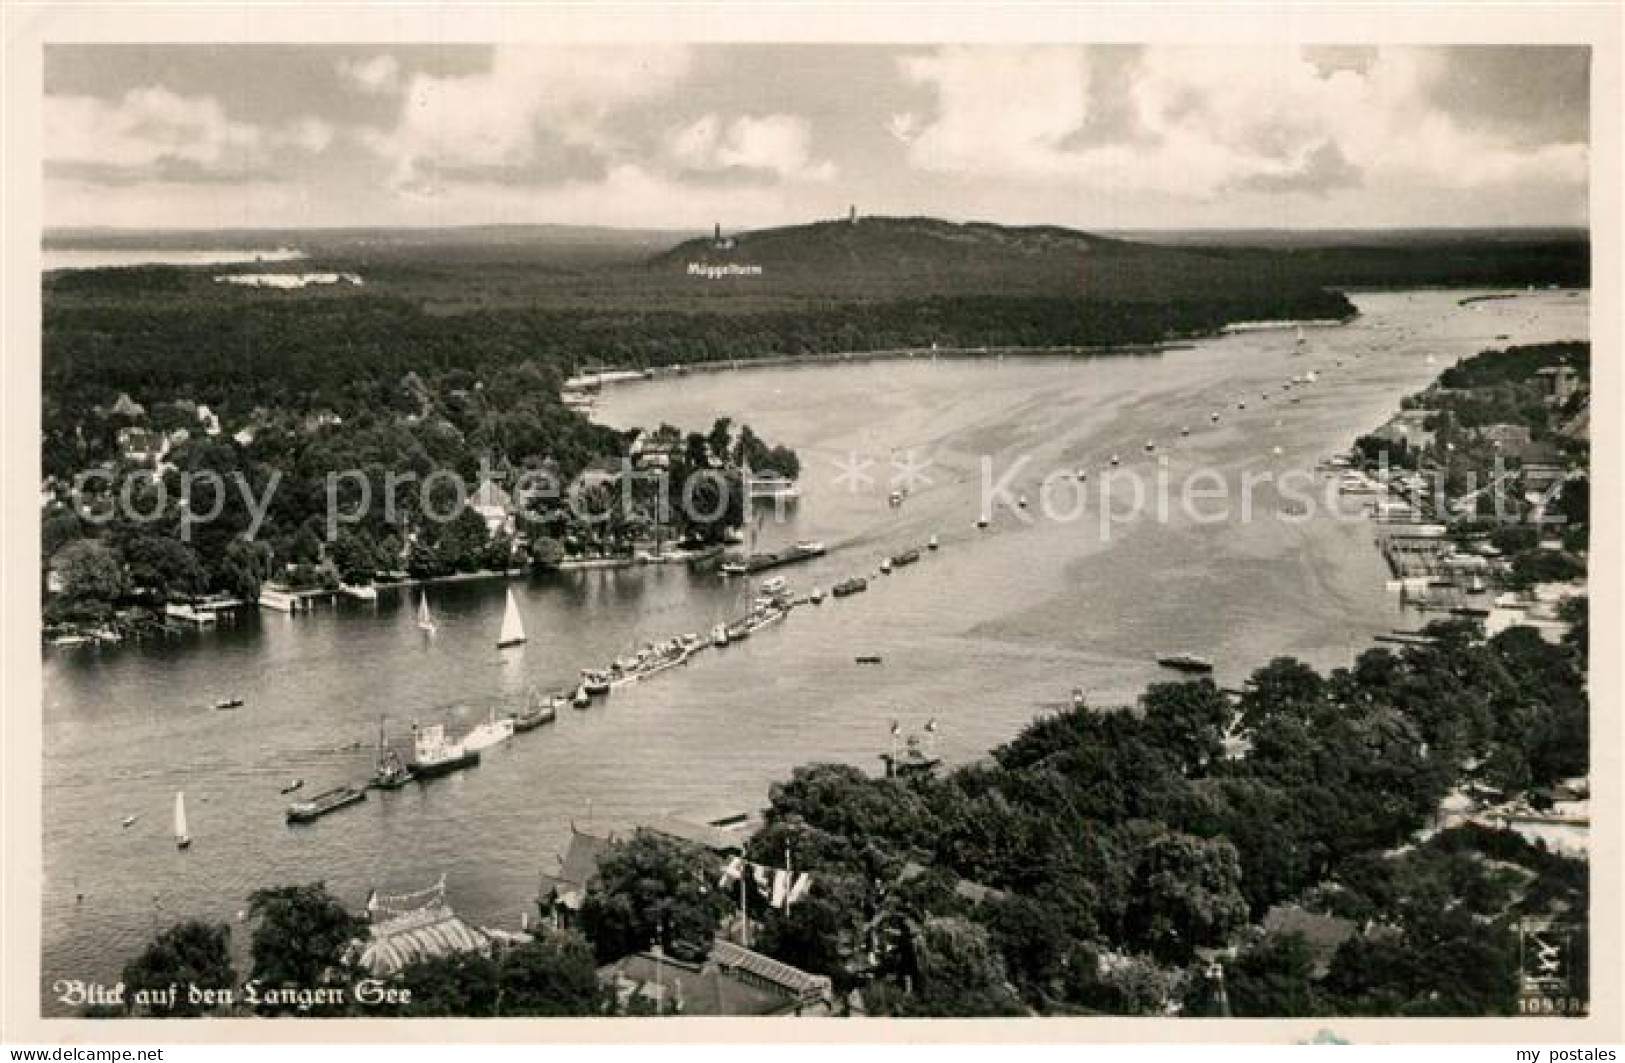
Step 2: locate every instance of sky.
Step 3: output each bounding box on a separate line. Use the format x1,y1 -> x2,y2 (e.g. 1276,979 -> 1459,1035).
42,43 -> 1590,232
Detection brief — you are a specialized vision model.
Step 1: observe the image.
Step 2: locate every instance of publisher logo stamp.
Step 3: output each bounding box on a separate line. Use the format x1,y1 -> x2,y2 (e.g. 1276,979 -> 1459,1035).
1518,919 -> 1586,1016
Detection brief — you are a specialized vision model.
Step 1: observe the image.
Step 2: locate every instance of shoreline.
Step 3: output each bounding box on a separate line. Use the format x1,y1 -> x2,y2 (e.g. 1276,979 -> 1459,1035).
571,340 -> 1196,395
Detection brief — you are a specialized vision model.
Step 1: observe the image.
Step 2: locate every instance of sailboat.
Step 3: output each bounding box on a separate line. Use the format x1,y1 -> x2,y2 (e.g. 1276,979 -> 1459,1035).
417,591 -> 437,636
174,791 -> 191,849
1295,325 -> 1307,349
497,588 -> 526,648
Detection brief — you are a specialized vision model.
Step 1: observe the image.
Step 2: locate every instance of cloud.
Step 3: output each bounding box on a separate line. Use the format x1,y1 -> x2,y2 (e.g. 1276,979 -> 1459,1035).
365,45 -> 693,194
339,54 -> 401,96
668,114 -> 836,182
44,86 -> 332,183
1234,140 -> 1362,195
893,44 -> 1587,202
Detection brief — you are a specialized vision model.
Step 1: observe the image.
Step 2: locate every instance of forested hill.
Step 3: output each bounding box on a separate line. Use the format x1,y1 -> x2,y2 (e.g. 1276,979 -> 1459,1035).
647,215 -> 1346,305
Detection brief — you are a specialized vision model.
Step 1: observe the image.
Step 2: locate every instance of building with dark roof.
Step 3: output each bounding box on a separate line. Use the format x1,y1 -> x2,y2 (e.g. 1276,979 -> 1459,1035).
539,827 -> 615,930
599,938 -> 834,1016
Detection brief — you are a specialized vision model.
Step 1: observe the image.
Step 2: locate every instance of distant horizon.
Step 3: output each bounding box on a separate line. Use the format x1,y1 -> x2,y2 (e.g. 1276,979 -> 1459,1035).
41,218 -> 1592,239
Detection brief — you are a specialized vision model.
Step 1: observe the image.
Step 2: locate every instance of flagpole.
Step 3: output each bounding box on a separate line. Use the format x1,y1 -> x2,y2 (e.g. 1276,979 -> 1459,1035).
785,844 -> 794,914
740,863 -> 750,949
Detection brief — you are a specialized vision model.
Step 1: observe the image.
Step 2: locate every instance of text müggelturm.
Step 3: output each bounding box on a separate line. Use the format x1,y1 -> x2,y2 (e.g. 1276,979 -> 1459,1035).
688,262 -> 764,279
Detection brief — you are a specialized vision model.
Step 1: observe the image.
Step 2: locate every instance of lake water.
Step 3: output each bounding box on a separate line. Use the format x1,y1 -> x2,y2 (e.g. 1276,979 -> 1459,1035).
41,248 -> 305,272
39,288 -> 1587,1009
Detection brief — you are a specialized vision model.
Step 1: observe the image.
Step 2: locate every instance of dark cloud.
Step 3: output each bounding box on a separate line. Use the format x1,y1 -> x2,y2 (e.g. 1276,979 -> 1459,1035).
1234,140 -> 1363,195
46,158 -> 279,186
403,137 -> 611,189
1419,46 -> 1589,147
44,43 -> 488,129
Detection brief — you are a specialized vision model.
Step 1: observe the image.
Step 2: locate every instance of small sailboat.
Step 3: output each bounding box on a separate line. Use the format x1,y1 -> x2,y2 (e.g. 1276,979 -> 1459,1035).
928,533 -> 940,550
572,684 -> 591,709
1295,324 -> 1306,348
417,591 -> 437,636
121,814 -> 139,829
174,791 -> 191,850
497,588 -> 526,648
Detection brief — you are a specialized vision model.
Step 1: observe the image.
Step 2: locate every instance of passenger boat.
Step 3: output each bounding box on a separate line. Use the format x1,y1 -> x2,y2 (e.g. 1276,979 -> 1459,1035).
1156,653 -> 1215,674
581,669 -> 611,695
723,539 -> 827,576
464,707 -> 516,752
761,576 -> 788,595
174,791 -> 191,850
214,697 -> 244,711
286,784 -> 367,824
572,684 -> 592,709
497,589 -> 527,648
711,623 -> 730,647
409,722 -> 480,779
832,576 -> 868,598
808,587 -> 825,604
720,559 -> 749,576
892,548 -> 921,567
855,655 -> 883,665
724,617 -> 753,641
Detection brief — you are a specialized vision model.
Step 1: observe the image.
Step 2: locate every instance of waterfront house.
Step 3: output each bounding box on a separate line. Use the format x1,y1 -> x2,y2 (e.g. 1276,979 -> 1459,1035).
538,827 -> 615,931
1536,364 -> 1581,406
355,880 -> 531,978
470,478 -> 516,538
640,813 -> 754,855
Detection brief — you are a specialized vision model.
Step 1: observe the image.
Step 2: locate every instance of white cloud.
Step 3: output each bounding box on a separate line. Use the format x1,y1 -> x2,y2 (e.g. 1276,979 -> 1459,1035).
47,87 -> 262,171
45,86 -> 333,178
669,113 -> 836,181
894,45 -> 1587,201
368,45 -> 693,192
339,55 -> 401,96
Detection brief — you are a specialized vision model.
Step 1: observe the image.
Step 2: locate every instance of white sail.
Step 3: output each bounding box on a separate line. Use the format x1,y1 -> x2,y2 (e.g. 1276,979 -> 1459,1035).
417,591 -> 436,633
174,791 -> 190,846
498,588 -> 526,647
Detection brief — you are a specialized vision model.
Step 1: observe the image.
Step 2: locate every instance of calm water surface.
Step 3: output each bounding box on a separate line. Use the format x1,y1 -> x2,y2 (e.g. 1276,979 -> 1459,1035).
40,289 -> 1587,1006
